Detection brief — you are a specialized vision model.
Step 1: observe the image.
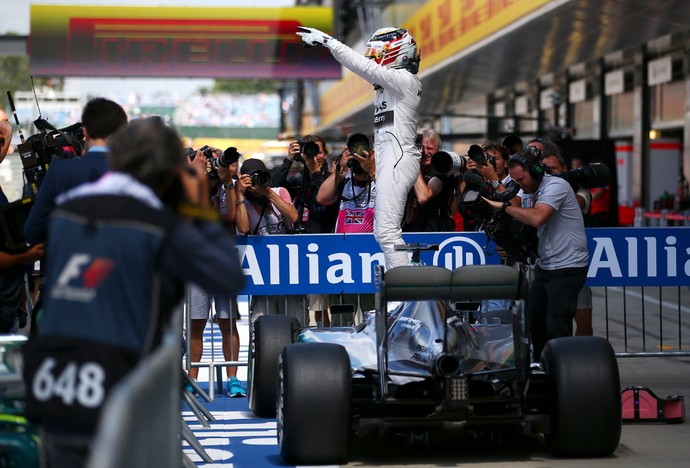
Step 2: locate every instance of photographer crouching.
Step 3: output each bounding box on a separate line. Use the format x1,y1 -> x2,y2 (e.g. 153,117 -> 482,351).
483,149 -> 588,361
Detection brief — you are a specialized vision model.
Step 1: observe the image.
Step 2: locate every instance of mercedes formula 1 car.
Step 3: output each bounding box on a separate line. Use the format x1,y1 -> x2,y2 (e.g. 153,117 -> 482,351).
247,261 -> 621,465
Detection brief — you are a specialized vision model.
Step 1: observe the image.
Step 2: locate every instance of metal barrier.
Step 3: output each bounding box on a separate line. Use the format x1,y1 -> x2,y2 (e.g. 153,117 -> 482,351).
595,285 -> 690,358
182,290 -> 370,399
87,313 -> 181,468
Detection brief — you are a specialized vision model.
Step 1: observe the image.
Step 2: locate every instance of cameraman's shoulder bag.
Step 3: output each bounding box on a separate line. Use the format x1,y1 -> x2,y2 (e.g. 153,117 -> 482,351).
621,385 -> 685,423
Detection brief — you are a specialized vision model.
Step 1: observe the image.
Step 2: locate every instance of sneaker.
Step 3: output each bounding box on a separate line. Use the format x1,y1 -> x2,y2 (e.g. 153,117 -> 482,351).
226,377 -> 246,398
184,379 -> 199,397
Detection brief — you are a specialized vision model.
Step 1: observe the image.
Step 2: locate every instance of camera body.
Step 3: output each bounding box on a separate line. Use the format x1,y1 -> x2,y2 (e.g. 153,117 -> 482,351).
198,145 -> 214,159
460,176 -> 537,263
295,138 -> 320,163
250,169 -> 272,188
16,119 -> 85,191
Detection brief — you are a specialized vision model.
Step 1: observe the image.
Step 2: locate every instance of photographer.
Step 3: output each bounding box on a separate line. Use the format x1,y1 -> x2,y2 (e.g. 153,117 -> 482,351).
298,26 -> 422,269
0,119 -> 44,332
235,158 -> 307,324
187,146 -> 246,397
272,135 -> 337,234
483,149 -> 588,360
317,144 -> 377,314
317,145 -> 376,233
467,141 -> 512,193
272,135 -> 336,326
402,129 -> 454,232
541,153 -> 594,336
22,118 -> 245,465
24,98 -> 128,246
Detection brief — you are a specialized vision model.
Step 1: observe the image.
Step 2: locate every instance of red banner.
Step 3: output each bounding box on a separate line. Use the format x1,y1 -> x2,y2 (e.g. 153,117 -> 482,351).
30,6 -> 341,80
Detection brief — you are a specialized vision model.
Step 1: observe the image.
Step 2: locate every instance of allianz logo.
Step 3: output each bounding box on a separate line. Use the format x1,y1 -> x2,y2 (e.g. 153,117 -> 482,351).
433,236 -> 487,269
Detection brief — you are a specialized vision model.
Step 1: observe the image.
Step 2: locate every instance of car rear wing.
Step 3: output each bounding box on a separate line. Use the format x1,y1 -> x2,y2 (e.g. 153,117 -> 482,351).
373,264 -> 528,399
376,264 -> 527,302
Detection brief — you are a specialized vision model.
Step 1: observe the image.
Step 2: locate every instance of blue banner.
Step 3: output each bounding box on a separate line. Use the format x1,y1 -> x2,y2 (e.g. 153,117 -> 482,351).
233,228 -> 690,295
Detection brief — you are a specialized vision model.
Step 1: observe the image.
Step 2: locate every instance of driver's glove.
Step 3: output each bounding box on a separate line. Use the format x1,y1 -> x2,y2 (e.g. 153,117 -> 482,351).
296,26 -> 334,48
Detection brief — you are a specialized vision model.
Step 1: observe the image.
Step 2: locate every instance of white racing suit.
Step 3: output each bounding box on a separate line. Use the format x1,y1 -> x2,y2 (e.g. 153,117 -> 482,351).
326,39 -> 422,269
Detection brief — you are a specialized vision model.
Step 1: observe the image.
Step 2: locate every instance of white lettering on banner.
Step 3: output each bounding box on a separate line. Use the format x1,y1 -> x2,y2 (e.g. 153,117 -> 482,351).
237,245 -> 264,285
626,237 -> 637,277
308,243 -> 319,284
590,235 -> 690,280
267,245 -> 280,284
646,237 -> 657,277
666,236 -> 677,276
286,244 -> 299,284
360,253 -> 385,283
327,254 -> 354,284
589,238 -> 622,278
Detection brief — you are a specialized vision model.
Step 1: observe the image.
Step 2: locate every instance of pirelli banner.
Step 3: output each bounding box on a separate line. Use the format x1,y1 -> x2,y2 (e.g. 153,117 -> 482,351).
29,5 -> 340,79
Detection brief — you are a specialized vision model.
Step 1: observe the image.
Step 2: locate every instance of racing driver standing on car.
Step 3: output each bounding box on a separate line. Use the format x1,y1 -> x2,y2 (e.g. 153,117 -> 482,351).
297,26 -> 422,270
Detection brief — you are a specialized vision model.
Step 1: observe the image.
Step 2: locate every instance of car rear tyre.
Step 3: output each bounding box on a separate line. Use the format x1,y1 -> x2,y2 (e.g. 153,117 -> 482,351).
278,343 -> 351,464
541,336 -> 621,457
248,315 -> 299,417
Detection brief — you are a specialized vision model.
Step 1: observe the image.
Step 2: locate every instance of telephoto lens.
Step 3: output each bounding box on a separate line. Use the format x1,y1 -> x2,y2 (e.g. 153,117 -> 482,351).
467,144 -> 488,165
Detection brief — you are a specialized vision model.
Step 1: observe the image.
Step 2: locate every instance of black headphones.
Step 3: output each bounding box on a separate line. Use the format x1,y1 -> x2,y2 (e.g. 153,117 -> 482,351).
511,152 -> 546,179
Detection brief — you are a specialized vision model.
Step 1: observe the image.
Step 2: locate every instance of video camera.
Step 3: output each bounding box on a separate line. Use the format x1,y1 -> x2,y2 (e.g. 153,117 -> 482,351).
16,119 -> 84,192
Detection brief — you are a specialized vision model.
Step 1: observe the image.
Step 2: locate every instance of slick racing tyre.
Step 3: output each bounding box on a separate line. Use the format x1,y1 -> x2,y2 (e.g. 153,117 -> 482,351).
248,315 -> 299,417
541,336 -> 621,457
278,342 -> 351,465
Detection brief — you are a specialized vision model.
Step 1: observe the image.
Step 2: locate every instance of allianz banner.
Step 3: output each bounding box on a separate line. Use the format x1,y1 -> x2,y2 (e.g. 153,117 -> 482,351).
234,228 -> 690,295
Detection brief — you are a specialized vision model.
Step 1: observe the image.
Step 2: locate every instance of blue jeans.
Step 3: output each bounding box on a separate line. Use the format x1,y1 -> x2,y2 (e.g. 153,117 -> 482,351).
529,265 -> 588,360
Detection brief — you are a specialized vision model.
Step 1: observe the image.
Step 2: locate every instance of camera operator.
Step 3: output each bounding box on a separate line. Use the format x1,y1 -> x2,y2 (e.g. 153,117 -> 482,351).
24,98 -> 128,246
541,153 -> 594,336
483,149 -> 588,360
235,158 -> 307,324
297,26 -> 422,270
187,146 -> 246,397
22,118 -> 245,465
402,129 -> 455,232
0,119 -> 44,332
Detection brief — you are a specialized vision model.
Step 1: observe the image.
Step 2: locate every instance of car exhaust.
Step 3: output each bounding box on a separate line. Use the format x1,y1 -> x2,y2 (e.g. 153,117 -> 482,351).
434,353 -> 461,376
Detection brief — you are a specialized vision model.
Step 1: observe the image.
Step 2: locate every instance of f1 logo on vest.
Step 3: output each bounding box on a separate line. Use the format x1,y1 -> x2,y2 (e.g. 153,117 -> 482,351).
51,254 -> 115,302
